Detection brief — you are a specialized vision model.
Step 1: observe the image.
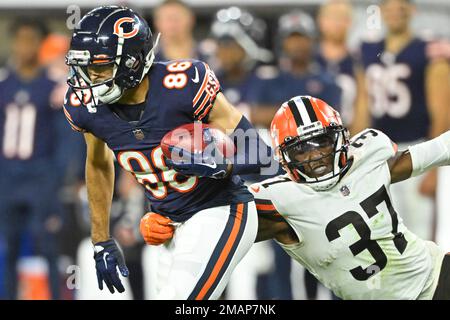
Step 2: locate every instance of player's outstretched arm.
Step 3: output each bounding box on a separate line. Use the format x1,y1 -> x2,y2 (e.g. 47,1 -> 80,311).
389,131 -> 450,184
84,132 -> 129,294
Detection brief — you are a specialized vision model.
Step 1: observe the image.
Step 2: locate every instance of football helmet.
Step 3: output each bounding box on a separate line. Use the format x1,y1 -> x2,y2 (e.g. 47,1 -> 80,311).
270,96 -> 350,191
211,6 -> 272,63
66,6 -> 160,112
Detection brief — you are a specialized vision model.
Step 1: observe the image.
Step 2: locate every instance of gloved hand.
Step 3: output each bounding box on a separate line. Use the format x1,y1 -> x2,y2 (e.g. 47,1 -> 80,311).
140,212 -> 175,245
165,133 -> 232,179
164,127 -> 231,179
93,238 -> 129,293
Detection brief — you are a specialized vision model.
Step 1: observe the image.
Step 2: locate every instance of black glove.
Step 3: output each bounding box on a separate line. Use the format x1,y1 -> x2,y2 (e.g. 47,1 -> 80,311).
93,238 -> 129,293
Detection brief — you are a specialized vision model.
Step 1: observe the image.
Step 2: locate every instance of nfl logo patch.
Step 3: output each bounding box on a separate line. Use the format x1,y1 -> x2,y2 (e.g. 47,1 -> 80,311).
133,129 -> 145,140
340,185 -> 350,196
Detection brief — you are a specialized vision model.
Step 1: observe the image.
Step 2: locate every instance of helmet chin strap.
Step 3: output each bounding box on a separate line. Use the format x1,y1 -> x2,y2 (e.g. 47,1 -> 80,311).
140,32 -> 161,82
92,83 -> 124,105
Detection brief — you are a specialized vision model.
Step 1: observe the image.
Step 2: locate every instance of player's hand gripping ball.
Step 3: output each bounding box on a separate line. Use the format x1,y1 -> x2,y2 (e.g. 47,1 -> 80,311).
140,212 -> 175,245
160,122 -> 236,179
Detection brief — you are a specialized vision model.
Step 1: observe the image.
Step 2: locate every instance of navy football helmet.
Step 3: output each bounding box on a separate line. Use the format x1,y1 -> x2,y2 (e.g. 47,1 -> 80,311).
66,6 -> 160,112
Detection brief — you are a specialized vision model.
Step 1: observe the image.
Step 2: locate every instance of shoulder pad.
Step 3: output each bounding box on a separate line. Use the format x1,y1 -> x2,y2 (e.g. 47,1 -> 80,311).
249,178 -> 286,220
63,88 -> 87,133
188,60 -> 221,121
350,128 -> 397,167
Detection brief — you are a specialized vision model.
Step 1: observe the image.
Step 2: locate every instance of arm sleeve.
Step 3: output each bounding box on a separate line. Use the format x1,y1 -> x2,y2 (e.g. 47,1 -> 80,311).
351,128 -> 398,164
189,61 -> 222,122
229,116 -> 278,176
62,88 -> 87,133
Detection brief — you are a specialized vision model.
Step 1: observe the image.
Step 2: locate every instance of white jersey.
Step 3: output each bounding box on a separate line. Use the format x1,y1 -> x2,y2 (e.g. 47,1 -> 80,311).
251,129 -> 445,300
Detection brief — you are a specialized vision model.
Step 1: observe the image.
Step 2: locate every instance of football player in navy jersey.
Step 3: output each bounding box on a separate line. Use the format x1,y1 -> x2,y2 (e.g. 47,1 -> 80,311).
360,0 -> 450,241
0,19 -> 73,299
63,6 -> 272,299
316,0 -> 367,134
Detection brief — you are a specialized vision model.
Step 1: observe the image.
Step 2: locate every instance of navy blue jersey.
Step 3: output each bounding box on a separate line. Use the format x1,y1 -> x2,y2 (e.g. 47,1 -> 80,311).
0,67 -> 78,204
246,65 -> 341,112
217,70 -> 258,107
361,38 -> 431,142
316,51 -> 359,125
0,67 -> 59,163
63,60 -> 253,222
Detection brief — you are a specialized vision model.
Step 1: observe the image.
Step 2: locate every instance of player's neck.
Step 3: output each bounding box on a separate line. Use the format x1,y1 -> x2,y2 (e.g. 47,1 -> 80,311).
289,61 -> 309,75
320,40 -> 348,62
118,76 -> 149,105
161,37 -> 195,60
14,60 -> 40,80
385,29 -> 413,54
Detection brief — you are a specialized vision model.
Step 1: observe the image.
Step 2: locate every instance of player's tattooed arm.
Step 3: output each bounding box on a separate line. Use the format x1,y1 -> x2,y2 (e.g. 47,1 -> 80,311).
388,150 -> 413,184
390,130 -> 450,184
84,132 -> 115,243
207,92 -> 243,132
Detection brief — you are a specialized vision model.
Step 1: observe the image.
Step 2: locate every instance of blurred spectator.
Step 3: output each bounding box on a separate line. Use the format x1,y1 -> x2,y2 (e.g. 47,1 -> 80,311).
0,19 -> 73,299
206,7 -> 276,300
209,6 -> 273,118
247,10 -> 341,129
316,0 -> 367,135
245,10 -> 341,301
39,33 -> 88,299
360,0 -> 450,241
153,0 -> 205,61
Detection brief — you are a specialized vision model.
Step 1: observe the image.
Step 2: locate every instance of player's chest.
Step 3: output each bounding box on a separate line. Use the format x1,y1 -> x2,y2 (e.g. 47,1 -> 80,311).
284,167 -> 394,238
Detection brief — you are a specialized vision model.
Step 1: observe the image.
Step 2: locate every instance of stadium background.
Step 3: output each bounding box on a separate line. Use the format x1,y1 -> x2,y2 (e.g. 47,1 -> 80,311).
0,0 -> 449,300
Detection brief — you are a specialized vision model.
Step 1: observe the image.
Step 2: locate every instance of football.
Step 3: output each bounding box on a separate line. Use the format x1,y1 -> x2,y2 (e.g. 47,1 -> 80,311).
160,122 -> 236,163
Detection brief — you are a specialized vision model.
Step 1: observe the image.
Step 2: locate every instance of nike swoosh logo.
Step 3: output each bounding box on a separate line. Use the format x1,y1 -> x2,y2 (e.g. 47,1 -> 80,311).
191,67 -> 200,83
103,252 -> 109,268
250,185 -> 260,193
201,162 -> 217,169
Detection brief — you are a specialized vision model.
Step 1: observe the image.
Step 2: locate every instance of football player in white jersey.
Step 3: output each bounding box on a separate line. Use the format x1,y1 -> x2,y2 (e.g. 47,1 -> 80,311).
252,95 -> 449,299
141,95 -> 450,299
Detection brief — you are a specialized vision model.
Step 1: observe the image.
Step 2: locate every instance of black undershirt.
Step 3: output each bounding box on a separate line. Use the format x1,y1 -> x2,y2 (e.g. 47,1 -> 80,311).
109,102 -> 146,125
